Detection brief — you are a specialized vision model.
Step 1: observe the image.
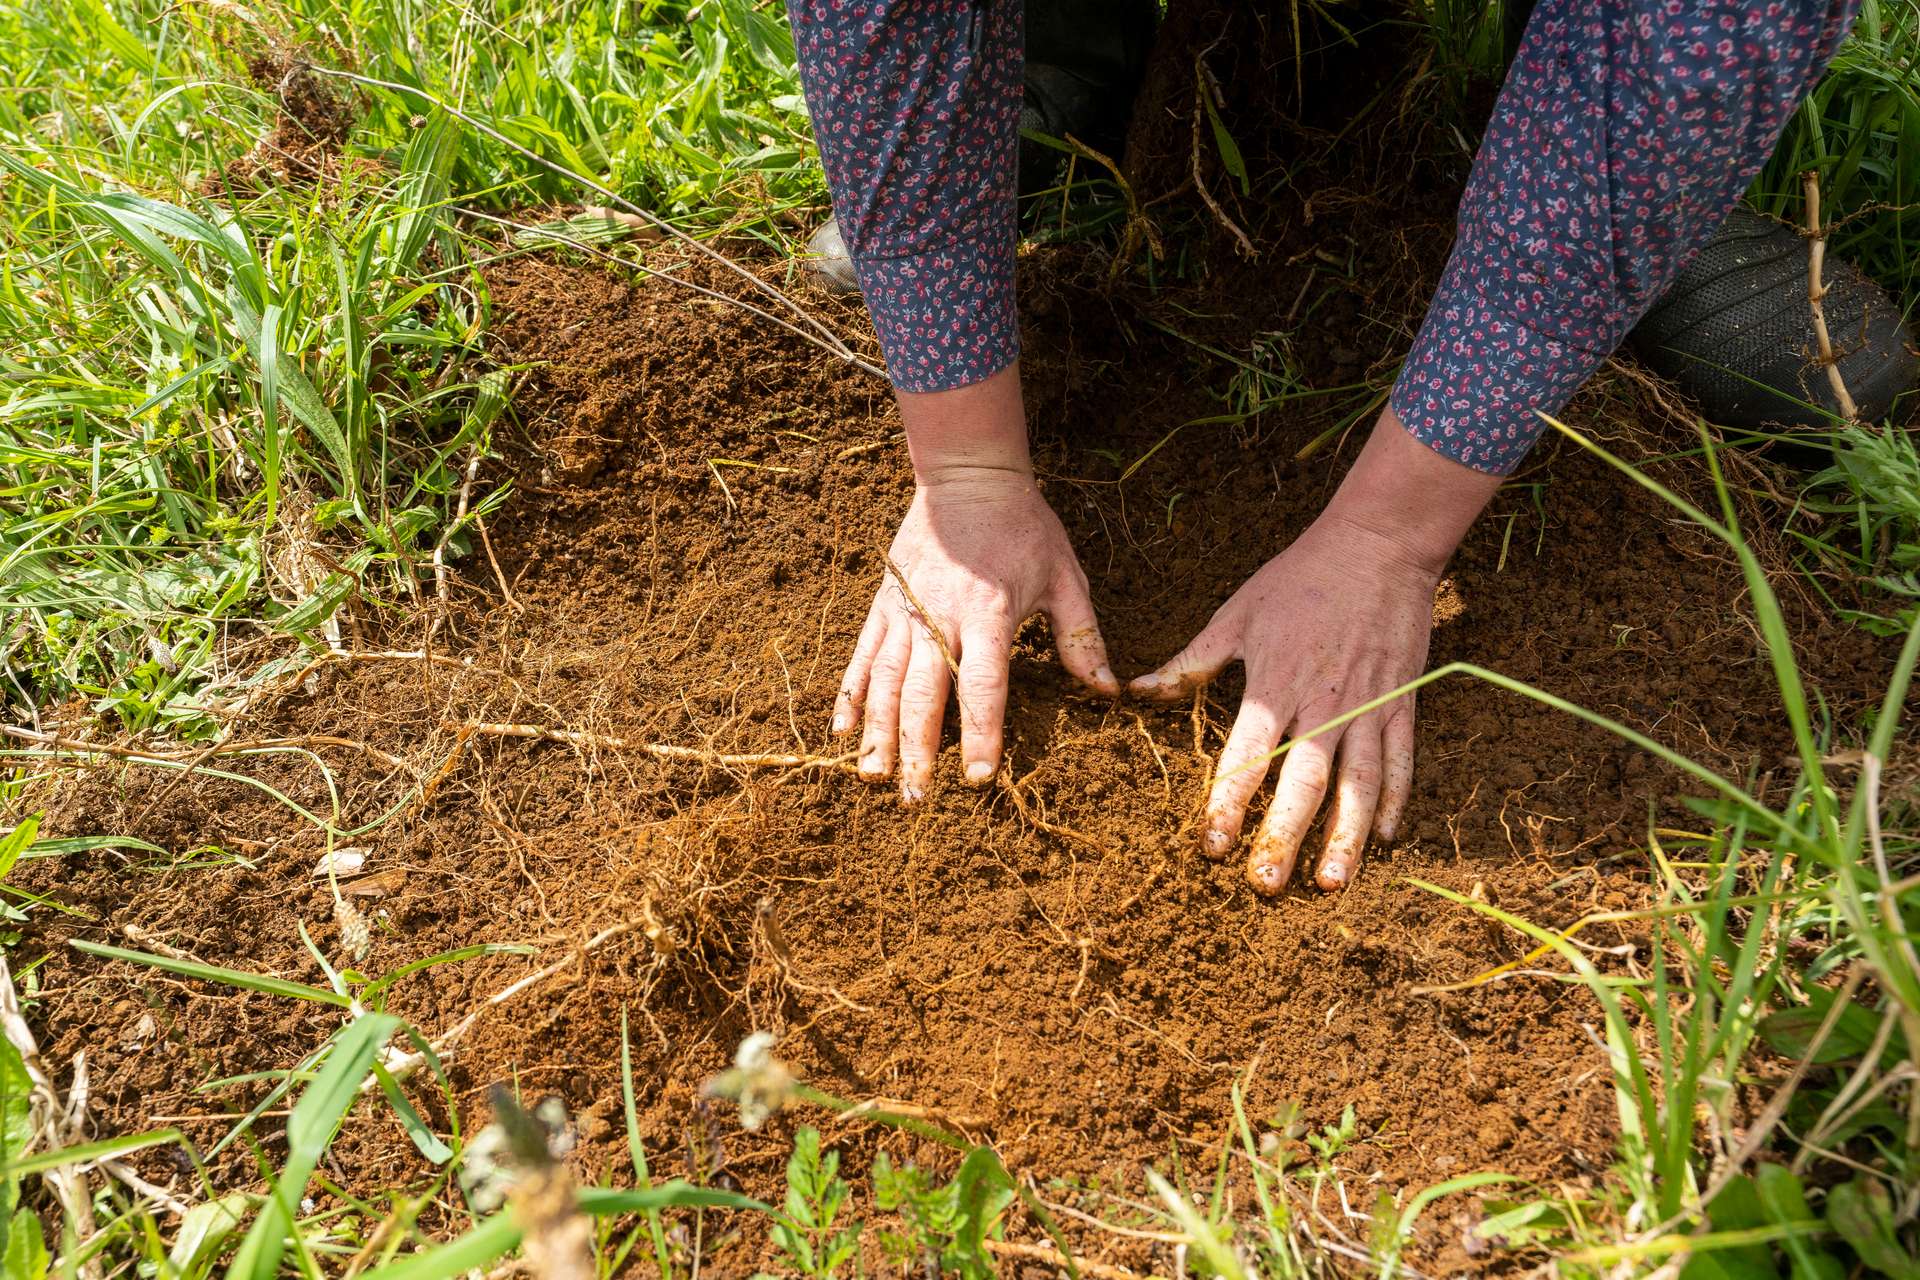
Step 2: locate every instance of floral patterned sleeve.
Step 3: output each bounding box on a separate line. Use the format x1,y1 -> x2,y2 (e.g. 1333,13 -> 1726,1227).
788,0 -> 1857,471
1392,0 -> 1858,473
787,0 -> 1024,393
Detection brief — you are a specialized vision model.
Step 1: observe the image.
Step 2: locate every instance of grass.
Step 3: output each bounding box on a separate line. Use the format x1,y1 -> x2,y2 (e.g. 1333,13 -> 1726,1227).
0,0 -> 821,734
4,0 -> 1920,1276
1751,0 -> 1920,310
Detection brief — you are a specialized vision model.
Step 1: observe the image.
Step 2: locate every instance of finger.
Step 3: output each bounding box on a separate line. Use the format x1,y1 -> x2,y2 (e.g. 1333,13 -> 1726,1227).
957,617 -> 1015,785
1200,696 -> 1287,859
1374,695 -> 1416,844
1130,615 -> 1236,703
1246,727 -> 1338,897
858,625 -> 912,782
1044,572 -> 1118,696
895,623 -> 953,803
835,605 -> 889,734
1316,718 -> 1383,891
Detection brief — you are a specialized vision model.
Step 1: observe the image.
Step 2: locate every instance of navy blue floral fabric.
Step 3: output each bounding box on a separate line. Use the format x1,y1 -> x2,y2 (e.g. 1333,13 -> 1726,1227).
788,0 -> 1857,469
787,0 -> 1024,392
1392,0 -> 1857,471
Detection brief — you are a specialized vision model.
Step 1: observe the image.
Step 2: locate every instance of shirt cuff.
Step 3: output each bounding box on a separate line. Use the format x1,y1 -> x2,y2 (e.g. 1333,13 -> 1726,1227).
851,212 -> 1020,394
1390,234 -> 1608,476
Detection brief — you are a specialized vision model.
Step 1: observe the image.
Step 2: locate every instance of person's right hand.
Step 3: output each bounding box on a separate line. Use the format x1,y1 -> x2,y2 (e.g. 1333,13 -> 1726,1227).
834,365 -> 1118,800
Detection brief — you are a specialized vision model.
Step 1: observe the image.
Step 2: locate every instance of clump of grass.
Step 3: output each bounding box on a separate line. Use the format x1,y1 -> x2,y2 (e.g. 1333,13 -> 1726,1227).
0,0 -> 823,734
1751,0 -> 1920,308
1795,422 -> 1920,634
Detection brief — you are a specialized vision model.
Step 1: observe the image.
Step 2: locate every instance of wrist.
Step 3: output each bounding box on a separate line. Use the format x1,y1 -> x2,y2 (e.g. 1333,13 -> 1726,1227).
1318,405 -> 1503,578
896,362 -> 1032,484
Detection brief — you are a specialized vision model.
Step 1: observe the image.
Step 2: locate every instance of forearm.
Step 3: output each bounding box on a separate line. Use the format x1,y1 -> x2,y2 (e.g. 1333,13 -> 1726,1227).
787,0 -> 1025,393
1391,0 -> 1858,475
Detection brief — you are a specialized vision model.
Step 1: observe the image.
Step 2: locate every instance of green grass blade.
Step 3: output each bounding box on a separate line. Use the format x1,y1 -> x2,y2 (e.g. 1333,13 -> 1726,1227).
0,1127 -> 184,1180
70,940 -> 350,1007
226,1013 -> 401,1280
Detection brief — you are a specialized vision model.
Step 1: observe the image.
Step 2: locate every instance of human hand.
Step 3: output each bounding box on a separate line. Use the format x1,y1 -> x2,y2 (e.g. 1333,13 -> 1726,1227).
1131,409 -> 1500,894
836,366 -> 1118,800
1131,513 -> 1434,892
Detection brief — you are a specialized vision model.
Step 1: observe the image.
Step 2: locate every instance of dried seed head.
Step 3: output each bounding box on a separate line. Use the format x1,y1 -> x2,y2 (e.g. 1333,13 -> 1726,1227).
334,898 -> 371,962
703,1031 -> 793,1131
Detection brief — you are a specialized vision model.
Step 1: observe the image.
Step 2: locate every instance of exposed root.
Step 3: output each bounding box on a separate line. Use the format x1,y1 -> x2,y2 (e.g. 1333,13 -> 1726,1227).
1190,47 -> 1255,259
379,921 -> 642,1085
446,720 -> 857,773
1000,767 -> 1113,859
984,1239 -> 1146,1280
1,725 -> 407,774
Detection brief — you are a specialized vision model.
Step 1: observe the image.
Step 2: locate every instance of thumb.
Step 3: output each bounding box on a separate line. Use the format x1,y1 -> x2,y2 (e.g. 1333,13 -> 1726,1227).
1130,614 -> 1236,702
1045,572 -> 1119,697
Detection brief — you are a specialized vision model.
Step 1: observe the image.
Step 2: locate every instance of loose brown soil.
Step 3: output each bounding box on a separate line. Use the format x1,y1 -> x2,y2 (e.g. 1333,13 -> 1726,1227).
13,198 -> 1900,1272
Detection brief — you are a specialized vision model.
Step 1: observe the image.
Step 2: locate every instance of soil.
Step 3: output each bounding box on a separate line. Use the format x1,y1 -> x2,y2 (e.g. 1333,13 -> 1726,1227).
13,84 -> 1904,1277
203,48 -> 363,194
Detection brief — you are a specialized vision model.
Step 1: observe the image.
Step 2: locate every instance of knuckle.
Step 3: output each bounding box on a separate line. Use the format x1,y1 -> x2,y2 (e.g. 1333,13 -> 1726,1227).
1289,757 -> 1333,794
1343,759 -> 1383,790
899,672 -> 944,709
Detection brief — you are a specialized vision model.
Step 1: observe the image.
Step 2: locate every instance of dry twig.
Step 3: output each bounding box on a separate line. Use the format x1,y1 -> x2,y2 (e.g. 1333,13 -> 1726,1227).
446,720 -> 856,773
984,1239 -> 1145,1280
1802,170 -> 1861,423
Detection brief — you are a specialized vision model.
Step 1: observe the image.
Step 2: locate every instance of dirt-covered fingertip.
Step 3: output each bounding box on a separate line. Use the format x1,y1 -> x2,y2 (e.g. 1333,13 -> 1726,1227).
964,758 -> 996,787
1199,814 -> 1236,859
1129,668 -> 1190,703
1316,857 -> 1355,891
1246,857 -> 1287,897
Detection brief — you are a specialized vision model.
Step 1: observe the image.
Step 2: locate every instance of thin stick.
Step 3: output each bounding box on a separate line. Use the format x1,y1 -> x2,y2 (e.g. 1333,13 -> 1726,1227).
883,556 -> 968,720
1191,51 -> 1254,259
457,206 -> 886,381
299,65 -> 885,381
984,1240 -> 1145,1280
1802,169 -> 1860,423
447,720 -> 857,772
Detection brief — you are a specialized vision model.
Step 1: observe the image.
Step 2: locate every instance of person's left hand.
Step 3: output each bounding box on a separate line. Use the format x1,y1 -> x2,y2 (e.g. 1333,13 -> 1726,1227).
1130,511 -> 1437,894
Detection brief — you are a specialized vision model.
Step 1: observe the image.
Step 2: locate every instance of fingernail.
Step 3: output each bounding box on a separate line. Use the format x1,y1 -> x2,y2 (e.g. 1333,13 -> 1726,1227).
858,751 -> 886,780
1131,672 -> 1160,692
901,781 -> 925,804
1203,826 -> 1232,857
965,760 -> 994,785
831,713 -> 848,734
1376,822 -> 1397,844
1247,861 -> 1284,896
1094,665 -> 1117,691
1320,861 -> 1349,888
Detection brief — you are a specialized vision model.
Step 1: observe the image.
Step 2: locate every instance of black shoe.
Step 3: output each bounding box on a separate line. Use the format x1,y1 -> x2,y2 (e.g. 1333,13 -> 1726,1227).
1629,204 -> 1917,430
